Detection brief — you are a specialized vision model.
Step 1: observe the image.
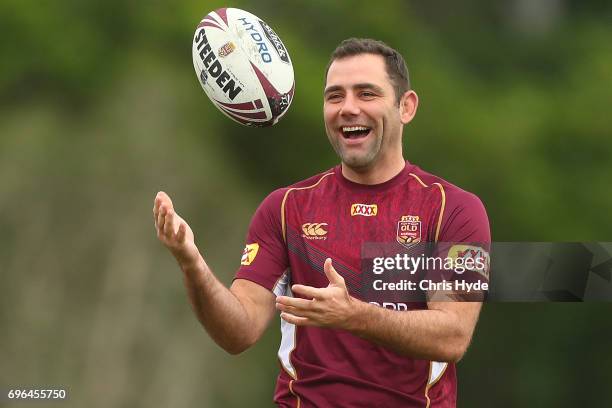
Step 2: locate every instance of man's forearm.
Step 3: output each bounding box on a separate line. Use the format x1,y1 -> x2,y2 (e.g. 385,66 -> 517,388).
153,192 -> 266,354
345,300 -> 479,362
179,256 -> 253,354
276,260 -> 481,362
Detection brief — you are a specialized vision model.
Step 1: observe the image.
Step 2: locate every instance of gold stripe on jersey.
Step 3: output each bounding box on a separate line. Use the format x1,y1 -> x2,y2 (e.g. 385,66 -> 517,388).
408,172 -> 428,188
408,173 -> 447,243
281,172 -> 334,242
432,183 -> 446,243
425,361 -> 448,408
289,378 -> 301,407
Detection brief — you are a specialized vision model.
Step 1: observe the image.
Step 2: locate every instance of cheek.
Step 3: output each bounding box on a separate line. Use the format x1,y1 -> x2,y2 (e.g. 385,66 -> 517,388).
368,104 -> 390,122
323,105 -> 337,124
380,106 -> 399,126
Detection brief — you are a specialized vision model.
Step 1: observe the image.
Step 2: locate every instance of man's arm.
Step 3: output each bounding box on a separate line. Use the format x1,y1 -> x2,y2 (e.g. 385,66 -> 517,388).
347,300 -> 480,362
154,191 -> 275,354
276,258 -> 480,362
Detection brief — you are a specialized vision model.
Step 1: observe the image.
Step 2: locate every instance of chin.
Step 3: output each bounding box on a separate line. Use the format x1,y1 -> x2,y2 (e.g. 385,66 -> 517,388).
341,154 -> 377,170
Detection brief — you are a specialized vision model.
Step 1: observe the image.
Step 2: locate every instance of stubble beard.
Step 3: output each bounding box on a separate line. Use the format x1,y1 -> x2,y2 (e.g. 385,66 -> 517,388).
328,131 -> 384,171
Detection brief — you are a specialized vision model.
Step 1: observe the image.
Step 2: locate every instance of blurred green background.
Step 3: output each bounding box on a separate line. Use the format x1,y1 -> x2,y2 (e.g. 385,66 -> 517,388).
1,0 -> 611,406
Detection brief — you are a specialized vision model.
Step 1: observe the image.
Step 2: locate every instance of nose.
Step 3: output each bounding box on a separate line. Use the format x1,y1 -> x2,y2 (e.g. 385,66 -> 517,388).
339,93 -> 360,117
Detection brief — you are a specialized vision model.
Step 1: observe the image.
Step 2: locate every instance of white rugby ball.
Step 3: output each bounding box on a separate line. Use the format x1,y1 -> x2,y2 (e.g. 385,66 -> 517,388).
192,7 -> 295,127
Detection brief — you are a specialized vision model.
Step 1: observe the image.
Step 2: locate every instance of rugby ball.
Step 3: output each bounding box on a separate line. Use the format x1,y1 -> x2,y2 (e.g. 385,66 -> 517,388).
192,8 -> 295,127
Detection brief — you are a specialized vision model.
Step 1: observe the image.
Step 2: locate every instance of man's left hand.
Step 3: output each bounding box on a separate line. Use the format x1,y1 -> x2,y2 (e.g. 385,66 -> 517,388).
275,258 -> 357,329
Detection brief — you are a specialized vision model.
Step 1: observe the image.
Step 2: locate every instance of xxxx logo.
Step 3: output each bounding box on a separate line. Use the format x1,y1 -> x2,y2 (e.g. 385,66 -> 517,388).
351,204 -> 378,217
301,223 -> 328,240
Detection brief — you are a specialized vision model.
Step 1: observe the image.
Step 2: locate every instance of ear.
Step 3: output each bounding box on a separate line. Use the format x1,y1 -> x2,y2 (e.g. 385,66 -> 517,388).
399,90 -> 418,124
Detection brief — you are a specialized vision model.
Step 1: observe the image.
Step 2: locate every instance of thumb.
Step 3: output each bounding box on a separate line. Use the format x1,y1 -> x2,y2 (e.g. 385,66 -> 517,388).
324,258 -> 345,286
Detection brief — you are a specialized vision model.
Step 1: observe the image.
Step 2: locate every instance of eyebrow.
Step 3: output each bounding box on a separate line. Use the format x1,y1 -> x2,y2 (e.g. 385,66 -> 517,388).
323,83 -> 385,96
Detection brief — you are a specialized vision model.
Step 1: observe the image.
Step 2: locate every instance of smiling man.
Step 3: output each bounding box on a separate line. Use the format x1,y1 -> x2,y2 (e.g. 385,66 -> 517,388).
154,38 -> 490,407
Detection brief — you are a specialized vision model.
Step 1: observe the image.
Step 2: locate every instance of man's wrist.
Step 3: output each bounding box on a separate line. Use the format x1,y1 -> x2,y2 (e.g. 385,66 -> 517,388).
343,298 -> 371,334
178,251 -> 207,277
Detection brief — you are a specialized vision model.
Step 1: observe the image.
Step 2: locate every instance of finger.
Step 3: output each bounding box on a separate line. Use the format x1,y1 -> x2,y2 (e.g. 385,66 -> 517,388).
324,258 -> 345,286
153,191 -> 168,216
153,195 -> 163,223
291,284 -> 326,299
153,199 -> 158,221
157,205 -> 166,232
154,191 -> 163,207
157,191 -> 173,206
276,296 -> 312,309
280,312 -> 311,326
163,208 -> 177,238
155,192 -> 174,213
275,302 -> 302,315
177,222 -> 187,243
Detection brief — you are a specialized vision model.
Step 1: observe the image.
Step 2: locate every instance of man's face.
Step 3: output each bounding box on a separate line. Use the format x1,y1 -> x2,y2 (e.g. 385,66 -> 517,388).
324,53 -> 403,171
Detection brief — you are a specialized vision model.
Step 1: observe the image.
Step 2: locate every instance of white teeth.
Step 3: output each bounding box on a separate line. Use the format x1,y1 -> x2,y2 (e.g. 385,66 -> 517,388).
342,126 -> 369,132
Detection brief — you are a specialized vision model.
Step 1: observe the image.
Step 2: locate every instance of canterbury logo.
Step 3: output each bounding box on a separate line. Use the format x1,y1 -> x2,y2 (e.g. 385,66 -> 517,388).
351,204 -> 378,217
301,223 -> 328,238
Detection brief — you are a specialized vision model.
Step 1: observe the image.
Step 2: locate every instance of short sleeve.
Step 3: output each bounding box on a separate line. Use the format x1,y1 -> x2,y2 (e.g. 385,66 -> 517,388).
234,188 -> 289,292
429,190 -> 491,300
437,191 -> 491,244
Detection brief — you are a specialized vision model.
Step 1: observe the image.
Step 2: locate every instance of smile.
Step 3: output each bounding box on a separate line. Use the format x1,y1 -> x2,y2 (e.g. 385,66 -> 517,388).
341,125 -> 372,140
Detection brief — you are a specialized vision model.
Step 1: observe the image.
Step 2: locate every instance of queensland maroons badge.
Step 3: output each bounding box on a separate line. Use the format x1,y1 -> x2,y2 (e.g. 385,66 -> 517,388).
397,215 -> 422,249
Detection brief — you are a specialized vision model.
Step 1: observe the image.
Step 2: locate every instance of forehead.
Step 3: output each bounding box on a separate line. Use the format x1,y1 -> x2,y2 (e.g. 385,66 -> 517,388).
325,53 -> 390,89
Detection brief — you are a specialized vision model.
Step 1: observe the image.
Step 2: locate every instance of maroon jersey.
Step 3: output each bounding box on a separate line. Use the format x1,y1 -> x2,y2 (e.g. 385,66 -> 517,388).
236,161 -> 490,407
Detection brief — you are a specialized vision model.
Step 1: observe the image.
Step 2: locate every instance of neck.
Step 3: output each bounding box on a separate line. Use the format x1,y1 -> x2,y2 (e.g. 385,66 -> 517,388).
341,154 -> 406,185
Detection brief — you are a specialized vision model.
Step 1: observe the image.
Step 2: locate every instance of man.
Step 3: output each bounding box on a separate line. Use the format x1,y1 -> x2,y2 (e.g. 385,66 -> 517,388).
154,38 -> 490,407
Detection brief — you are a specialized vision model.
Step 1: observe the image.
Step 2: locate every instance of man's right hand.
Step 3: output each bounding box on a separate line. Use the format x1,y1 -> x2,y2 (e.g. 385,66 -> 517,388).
153,191 -> 201,268
153,192 -> 276,354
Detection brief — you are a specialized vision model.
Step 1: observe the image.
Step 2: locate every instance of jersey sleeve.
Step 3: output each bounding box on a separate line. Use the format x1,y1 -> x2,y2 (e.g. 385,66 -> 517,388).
437,190 -> 491,244
234,188 -> 289,292
430,190 -> 491,300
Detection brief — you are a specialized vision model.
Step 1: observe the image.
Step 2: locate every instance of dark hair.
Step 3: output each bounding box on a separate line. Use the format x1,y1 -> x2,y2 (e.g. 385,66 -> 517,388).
325,38 -> 411,105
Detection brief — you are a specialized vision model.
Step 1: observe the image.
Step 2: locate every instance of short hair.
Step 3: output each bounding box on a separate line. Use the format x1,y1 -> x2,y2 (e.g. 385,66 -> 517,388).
325,38 -> 411,105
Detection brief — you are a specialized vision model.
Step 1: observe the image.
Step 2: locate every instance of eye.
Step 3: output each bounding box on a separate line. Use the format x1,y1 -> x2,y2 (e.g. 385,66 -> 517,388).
360,91 -> 377,99
325,93 -> 343,102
